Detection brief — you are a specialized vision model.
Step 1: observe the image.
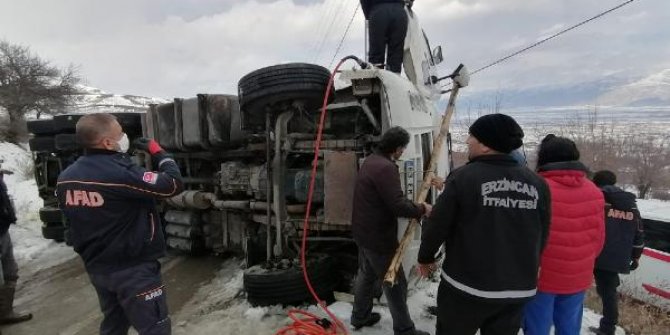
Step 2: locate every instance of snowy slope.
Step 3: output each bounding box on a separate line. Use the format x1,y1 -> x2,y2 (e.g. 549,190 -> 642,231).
68,84 -> 168,114
0,142 -> 76,276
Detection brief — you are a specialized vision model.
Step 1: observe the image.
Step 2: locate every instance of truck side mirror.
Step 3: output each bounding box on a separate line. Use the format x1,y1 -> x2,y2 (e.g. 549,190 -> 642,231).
432,46 -> 444,65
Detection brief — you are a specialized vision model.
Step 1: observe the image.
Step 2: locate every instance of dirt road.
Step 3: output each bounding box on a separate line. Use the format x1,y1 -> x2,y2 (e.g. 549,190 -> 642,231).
3,253 -> 224,335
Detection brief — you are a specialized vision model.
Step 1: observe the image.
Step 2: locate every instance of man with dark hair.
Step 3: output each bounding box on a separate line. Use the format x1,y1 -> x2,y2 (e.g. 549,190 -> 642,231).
418,114 -> 551,335
57,113 -> 183,335
351,126 -> 431,335
361,0 -> 411,73
589,170 -> 644,335
0,162 -> 32,326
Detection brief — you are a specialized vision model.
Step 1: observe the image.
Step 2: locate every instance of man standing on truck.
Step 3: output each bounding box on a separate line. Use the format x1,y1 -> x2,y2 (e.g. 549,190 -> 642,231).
0,162 -> 33,326
417,114 -> 551,335
351,126 -> 431,335
361,0 -> 411,73
57,113 -> 183,335
589,170 -> 645,335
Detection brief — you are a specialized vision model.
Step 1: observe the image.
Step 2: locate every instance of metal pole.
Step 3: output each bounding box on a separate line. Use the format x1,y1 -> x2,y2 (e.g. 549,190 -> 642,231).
365,20 -> 369,62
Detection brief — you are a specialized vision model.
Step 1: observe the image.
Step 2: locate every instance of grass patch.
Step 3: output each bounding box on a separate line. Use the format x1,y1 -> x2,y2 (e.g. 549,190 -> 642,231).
584,286 -> 670,334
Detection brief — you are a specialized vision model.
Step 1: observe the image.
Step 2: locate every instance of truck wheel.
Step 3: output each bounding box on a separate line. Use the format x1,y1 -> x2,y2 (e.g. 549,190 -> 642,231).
243,254 -> 338,306
55,134 -> 81,151
39,207 -> 63,223
238,63 -> 333,130
27,119 -> 58,135
42,224 -> 66,242
29,136 -> 56,152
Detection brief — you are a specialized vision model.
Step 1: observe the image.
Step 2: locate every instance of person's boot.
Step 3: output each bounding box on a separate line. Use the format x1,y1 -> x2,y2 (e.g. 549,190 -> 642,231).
0,282 -> 33,325
351,312 -> 381,330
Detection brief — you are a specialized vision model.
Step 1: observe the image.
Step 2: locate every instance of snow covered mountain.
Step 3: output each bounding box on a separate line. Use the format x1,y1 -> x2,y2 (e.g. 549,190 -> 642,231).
69,85 -> 169,113
597,68 -> 670,107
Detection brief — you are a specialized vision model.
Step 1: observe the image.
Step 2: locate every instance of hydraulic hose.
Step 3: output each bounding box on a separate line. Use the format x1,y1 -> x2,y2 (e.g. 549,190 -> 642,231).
276,56 -> 365,335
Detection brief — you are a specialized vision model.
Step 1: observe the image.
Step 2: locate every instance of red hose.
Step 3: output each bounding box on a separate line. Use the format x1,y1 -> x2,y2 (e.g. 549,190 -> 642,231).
275,59 -> 352,335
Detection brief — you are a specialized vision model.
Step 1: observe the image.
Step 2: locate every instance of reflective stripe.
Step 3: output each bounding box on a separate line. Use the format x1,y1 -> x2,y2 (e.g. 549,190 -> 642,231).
441,271 -> 537,299
158,158 -> 176,168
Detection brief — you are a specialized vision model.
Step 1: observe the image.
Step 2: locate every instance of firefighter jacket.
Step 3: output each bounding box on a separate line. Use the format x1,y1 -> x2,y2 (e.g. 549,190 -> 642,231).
419,154 -> 551,302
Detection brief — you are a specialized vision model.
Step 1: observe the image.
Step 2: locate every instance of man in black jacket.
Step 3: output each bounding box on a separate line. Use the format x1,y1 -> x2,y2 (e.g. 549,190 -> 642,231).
361,0 -> 410,73
57,113 -> 183,335
0,163 -> 32,326
351,126 -> 430,335
590,170 -> 645,335
417,114 -> 551,335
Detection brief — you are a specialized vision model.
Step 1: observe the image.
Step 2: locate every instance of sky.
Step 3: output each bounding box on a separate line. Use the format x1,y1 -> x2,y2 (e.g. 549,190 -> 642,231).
1,0 -> 669,105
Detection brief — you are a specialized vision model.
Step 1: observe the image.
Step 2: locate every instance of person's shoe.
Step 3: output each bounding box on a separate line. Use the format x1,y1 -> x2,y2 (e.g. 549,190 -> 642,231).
351,312 -> 381,330
0,283 -> 33,325
412,330 -> 430,335
588,326 -> 612,335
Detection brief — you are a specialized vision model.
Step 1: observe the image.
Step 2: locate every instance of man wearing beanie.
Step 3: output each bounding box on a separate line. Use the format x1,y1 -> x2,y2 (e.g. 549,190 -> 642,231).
589,170 -> 644,335
417,114 -> 551,335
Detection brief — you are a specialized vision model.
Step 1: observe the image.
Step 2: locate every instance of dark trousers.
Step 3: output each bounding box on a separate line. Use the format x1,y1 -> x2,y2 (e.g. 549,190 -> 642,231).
368,3 -> 408,73
594,269 -> 620,335
352,246 -> 416,335
89,261 -> 170,335
436,282 -> 525,335
0,232 -> 19,284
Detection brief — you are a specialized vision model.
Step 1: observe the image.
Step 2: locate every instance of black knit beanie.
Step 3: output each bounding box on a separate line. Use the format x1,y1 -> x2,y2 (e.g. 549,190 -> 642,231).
469,114 -> 524,153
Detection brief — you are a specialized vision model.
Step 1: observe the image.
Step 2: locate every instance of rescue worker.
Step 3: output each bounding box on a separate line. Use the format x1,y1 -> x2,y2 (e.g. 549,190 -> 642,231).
57,113 -> 183,335
0,162 -> 32,326
418,114 -> 551,335
589,170 -> 644,335
361,0 -> 412,73
351,126 -> 431,335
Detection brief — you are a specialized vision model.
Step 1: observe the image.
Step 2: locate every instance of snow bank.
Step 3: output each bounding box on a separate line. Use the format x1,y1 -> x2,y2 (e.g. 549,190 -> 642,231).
1,142 -> 76,275
637,199 -> 670,222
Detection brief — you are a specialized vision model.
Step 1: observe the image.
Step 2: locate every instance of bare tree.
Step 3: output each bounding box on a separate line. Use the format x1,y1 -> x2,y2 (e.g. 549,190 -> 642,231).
0,40 -> 80,143
624,136 -> 670,198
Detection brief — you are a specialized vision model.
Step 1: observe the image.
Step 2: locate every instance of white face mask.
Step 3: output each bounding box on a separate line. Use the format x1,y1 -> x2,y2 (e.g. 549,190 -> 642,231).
116,133 -> 129,153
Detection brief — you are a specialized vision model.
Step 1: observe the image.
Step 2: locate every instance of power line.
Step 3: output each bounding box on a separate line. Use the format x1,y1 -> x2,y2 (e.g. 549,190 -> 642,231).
309,0 -> 339,59
313,0 -> 350,63
471,0 -> 637,76
328,2 -> 361,69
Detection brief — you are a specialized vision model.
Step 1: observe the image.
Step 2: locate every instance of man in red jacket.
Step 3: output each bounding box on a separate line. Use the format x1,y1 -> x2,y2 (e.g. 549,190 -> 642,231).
351,126 -> 431,335
523,135 -> 605,335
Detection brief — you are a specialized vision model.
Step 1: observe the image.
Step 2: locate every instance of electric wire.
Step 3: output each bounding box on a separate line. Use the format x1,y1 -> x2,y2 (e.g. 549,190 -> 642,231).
328,3 -> 361,69
313,0 -> 350,63
470,0 -> 637,76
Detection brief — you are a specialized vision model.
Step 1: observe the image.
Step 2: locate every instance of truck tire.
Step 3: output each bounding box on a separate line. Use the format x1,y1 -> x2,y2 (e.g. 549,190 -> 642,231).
42,224 -> 66,242
55,134 -> 81,151
27,119 -> 58,135
29,136 -> 56,152
39,207 -> 63,224
238,63 -> 333,130
243,254 -> 338,306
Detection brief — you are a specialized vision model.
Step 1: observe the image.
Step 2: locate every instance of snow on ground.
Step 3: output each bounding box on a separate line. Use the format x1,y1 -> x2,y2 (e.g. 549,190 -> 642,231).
173,261 -> 621,335
637,199 -> 670,222
1,142 -> 76,276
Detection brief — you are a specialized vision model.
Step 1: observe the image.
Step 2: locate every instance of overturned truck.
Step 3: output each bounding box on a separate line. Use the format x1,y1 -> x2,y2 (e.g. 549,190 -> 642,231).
28,8 -> 467,306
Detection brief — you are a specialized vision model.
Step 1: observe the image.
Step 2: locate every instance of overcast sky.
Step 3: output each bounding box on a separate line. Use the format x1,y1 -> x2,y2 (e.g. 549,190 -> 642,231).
1,0 -> 668,101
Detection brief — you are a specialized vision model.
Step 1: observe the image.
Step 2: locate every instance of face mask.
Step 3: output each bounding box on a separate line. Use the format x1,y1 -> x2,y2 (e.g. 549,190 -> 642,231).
116,133 -> 129,153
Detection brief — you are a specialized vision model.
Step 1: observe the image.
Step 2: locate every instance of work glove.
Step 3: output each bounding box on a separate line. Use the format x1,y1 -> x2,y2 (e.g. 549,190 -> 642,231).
630,259 -> 639,271
133,138 -> 164,155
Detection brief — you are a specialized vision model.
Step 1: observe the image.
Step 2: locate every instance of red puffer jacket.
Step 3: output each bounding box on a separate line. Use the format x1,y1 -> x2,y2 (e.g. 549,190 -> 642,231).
537,162 -> 605,294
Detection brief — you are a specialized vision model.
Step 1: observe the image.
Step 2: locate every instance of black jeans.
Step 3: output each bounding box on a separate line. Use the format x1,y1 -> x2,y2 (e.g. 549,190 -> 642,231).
351,246 -> 416,335
436,282 -> 525,335
368,2 -> 408,73
89,261 -> 170,335
594,269 -> 620,335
